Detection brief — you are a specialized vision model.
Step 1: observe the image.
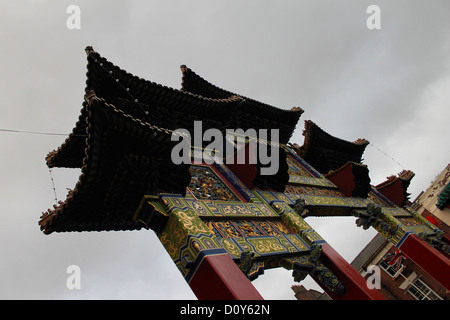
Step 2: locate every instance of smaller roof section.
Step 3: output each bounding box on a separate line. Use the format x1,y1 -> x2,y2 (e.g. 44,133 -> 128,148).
39,91 -> 191,234
375,170 -> 415,207
297,120 -> 370,175
180,65 -> 304,144
325,161 -> 371,198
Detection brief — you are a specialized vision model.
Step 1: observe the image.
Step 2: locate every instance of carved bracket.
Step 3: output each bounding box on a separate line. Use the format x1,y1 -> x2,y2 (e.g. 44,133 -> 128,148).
279,244 -> 345,296
355,204 -> 450,255
292,198 -> 309,218
238,251 -> 265,281
354,203 -> 396,235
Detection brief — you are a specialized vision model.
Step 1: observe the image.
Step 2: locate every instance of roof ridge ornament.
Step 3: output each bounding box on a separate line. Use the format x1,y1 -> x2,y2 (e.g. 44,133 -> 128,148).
290,106 -> 305,114
85,46 -> 95,56
354,138 -> 370,146
84,90 -> 101,106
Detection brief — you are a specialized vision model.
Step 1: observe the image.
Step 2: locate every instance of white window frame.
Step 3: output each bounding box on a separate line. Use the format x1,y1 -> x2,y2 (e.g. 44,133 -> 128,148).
379,259 -> 405,279
407,278 -> 443,300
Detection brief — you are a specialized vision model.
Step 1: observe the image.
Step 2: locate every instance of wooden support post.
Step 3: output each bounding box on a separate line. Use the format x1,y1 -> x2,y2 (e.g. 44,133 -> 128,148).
320,243 -> 385,300
398,233 -> 450,291
188,252 -> 264,300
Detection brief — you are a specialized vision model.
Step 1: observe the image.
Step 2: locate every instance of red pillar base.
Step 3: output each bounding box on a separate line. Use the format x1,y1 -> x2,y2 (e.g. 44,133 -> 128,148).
398,233 -> 450,291
188,253 -> 264,300
319,243 -> 385,300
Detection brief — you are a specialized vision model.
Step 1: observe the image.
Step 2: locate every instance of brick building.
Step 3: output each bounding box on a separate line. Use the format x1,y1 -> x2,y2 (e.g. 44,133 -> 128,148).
351,233 -> 448,300
350,164 -> 450,300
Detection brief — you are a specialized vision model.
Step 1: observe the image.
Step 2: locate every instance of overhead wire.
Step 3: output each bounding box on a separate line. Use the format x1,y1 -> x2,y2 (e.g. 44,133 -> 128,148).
0,128 -> 87,137
368,141 -> 405,170
0,128 -> 84,205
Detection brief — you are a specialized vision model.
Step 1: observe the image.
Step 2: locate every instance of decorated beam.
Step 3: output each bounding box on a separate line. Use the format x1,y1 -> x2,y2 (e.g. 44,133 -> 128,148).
134,189 -> 381,299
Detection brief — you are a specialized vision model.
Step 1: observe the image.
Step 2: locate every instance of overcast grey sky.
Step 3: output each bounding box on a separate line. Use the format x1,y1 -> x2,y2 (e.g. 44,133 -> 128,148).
0,0 -> 449,300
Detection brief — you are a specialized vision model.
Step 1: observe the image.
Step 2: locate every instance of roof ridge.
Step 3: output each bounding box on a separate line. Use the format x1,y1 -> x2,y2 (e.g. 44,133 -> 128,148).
180,63 -> 305,116
86,46 -> 246,105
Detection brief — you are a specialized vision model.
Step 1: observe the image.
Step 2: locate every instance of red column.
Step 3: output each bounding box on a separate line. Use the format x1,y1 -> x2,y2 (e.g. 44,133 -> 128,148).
319,243 -> 385,300
398,234 -> 450,291
188,253 -> 264,300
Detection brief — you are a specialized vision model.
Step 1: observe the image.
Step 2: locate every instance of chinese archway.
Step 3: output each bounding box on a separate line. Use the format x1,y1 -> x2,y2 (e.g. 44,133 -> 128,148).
39,47 -> 450,300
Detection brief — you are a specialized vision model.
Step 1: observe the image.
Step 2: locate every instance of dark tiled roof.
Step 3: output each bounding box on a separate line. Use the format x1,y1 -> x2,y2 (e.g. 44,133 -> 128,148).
41,46 -> 304,233
298,120 -> 369,174
46,47 -> 245,168
180,65 -> 304,144
39,92 -> 190,234
375,170 -> 415,189
47,47 -> 302,168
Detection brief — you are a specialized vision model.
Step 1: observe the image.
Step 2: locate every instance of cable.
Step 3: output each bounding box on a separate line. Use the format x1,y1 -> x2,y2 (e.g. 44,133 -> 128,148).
368,142 -> 404,169
48,168 -> 58,204
0,128 -> 87,137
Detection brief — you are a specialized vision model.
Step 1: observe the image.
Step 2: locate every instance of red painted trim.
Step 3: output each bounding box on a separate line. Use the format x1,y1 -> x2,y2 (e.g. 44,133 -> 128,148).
325,163 -> 355,197
225,142 -> 258,190
398,234 -> 450,291
188,254 -> 264,300
319,243 -> 385,300
376,179 -> 405,207
211,164 -> 249,202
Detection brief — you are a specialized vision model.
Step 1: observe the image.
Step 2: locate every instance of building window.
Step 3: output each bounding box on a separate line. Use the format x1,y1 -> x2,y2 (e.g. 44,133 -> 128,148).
379,259 -> 405,279
407,278 -> 443,300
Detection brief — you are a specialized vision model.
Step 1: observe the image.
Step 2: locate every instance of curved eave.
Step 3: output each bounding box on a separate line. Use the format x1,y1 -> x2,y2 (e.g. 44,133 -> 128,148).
299,120 -> 369,174
47,46 -> 246,169
180,64 -> 304,142
375,170 -> 415,190
39,92 -> 190,234
375,170 -> 415,207
325,161 -> 371,198
45,99 -> 88,168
